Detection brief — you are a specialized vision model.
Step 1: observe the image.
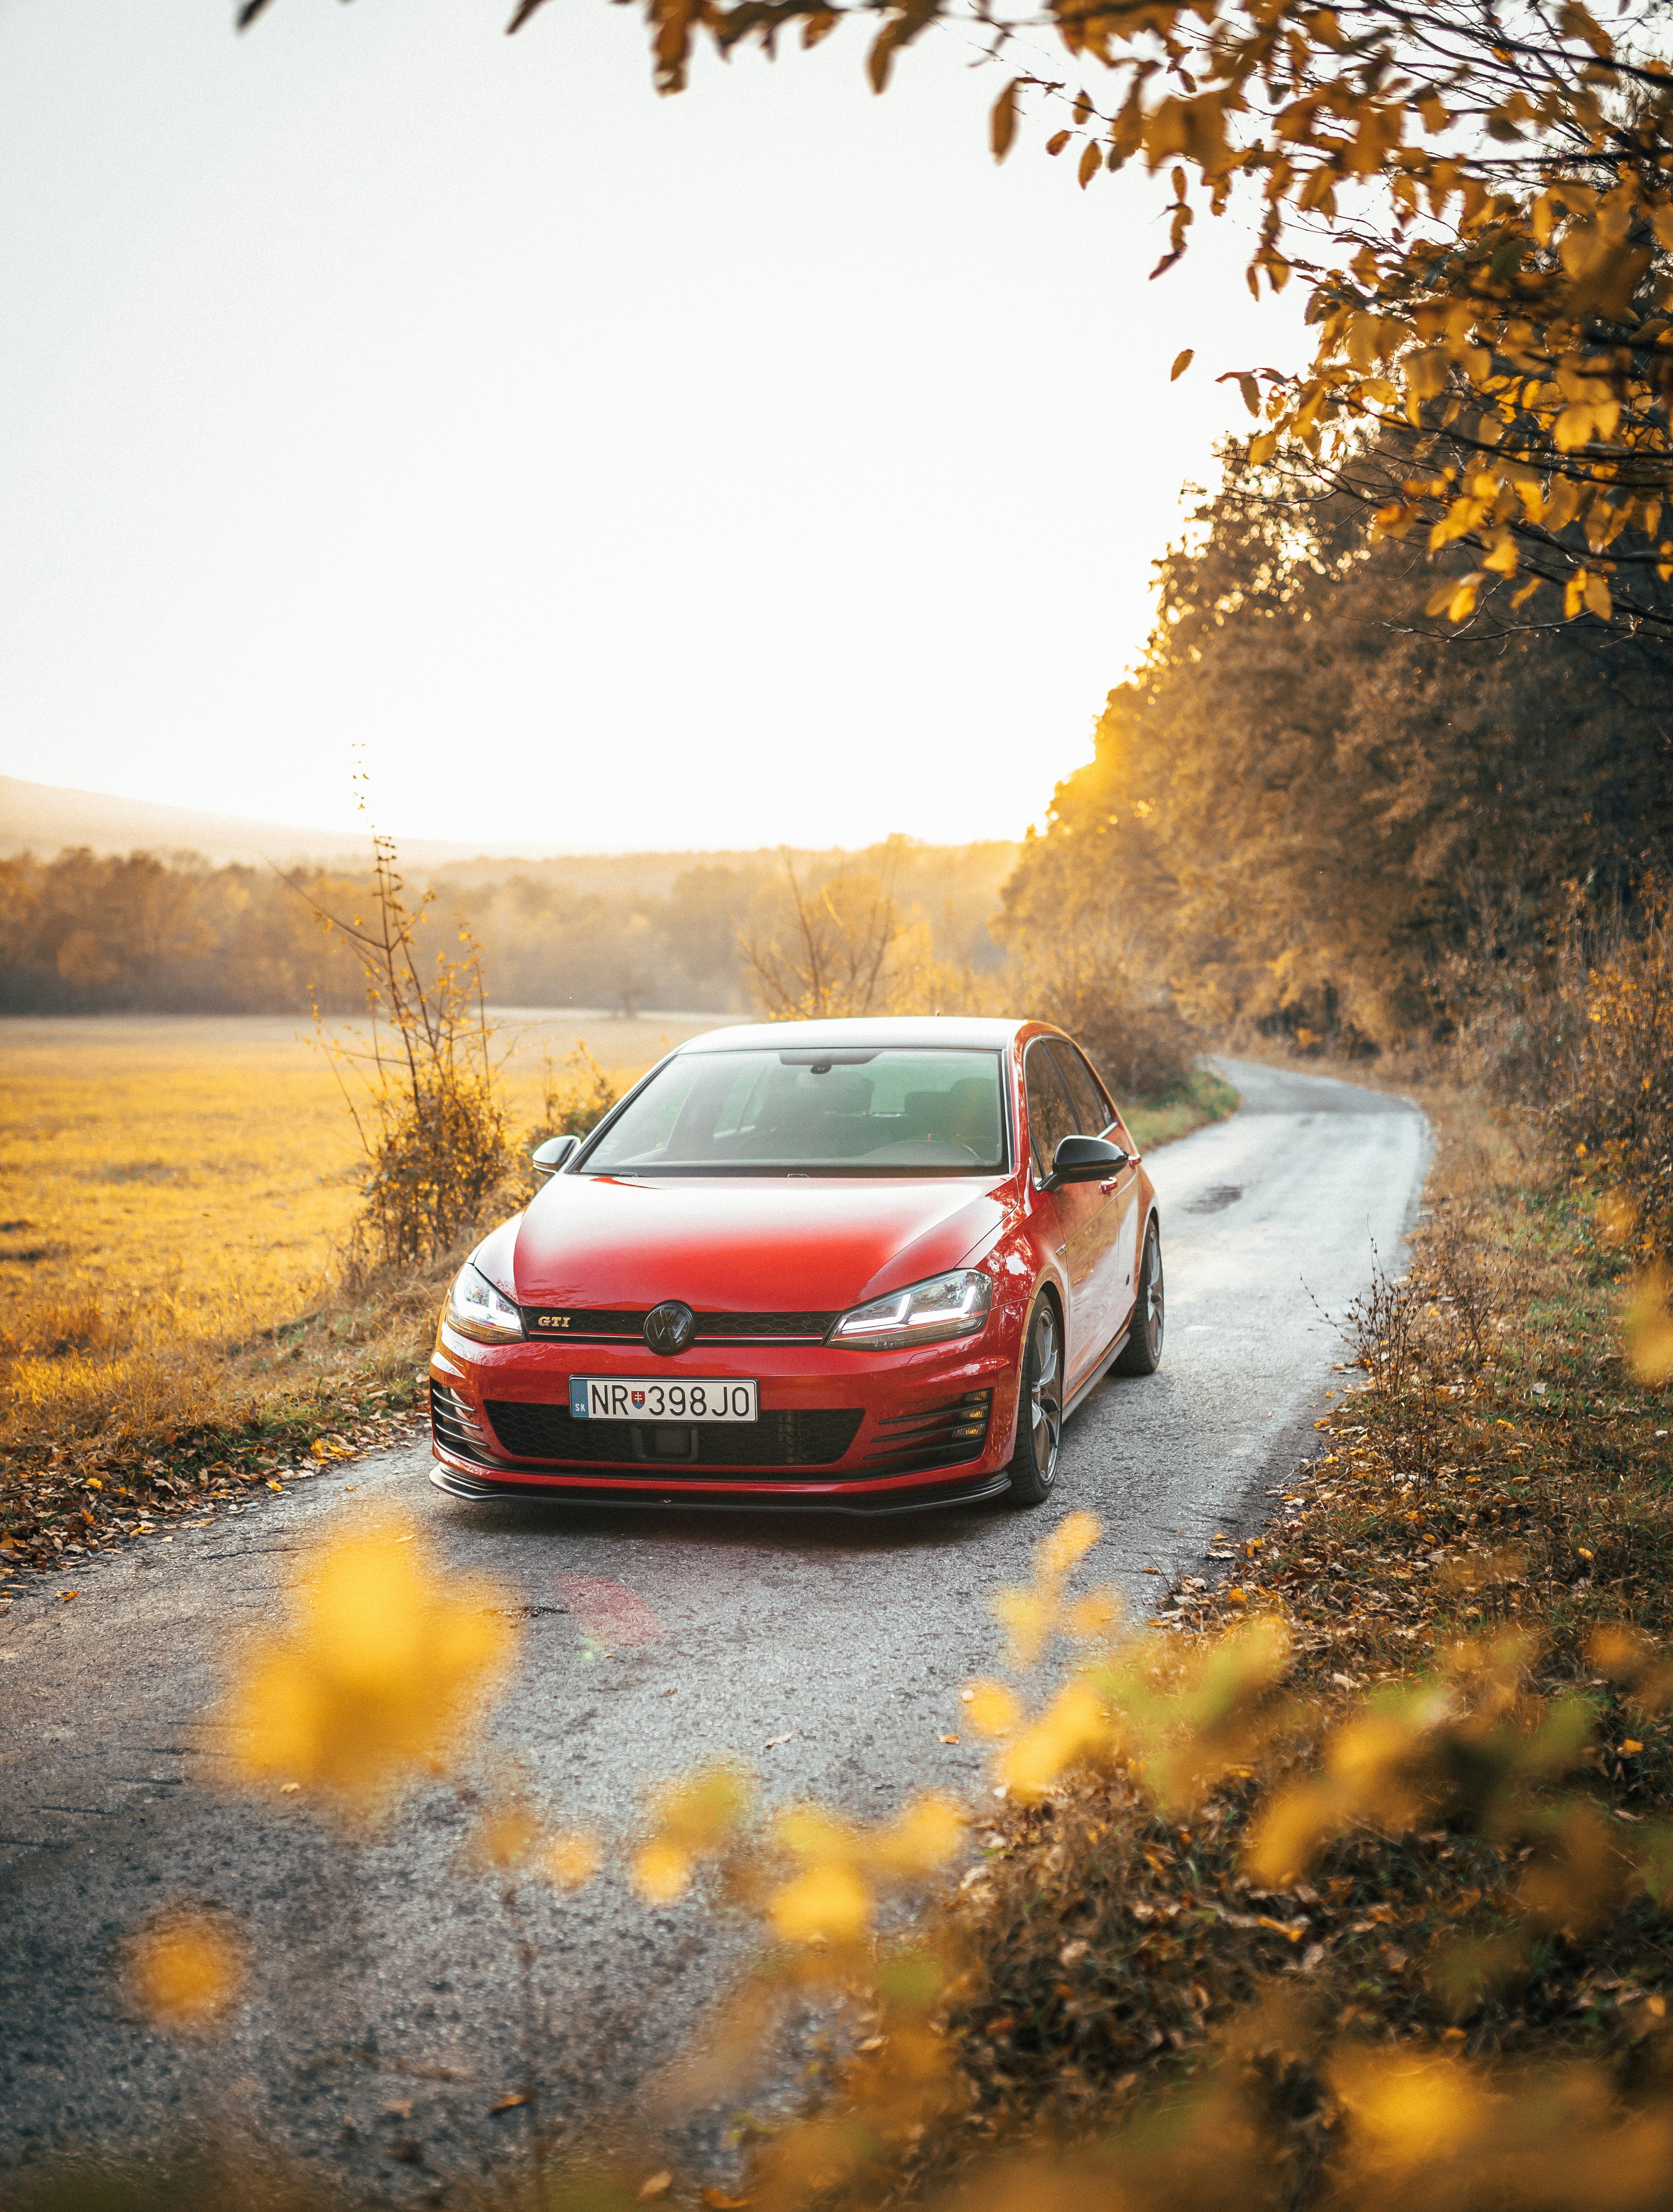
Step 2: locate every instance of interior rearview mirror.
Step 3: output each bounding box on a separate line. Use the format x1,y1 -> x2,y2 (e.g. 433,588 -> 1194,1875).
1046,1134 -> 1130,1189
531,1134 -> 579,1178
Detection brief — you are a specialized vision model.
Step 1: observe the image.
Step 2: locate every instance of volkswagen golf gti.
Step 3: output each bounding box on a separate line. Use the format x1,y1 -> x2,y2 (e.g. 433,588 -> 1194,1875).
429,1015 -> 1163,1513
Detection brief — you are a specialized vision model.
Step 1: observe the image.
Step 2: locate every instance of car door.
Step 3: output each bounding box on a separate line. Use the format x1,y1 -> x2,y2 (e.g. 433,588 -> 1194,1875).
1054,1039 -> 1141,1337
1023,1039 -> 1120,1387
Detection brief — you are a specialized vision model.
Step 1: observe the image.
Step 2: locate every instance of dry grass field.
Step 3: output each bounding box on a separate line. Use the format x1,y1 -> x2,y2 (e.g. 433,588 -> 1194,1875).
0,1010 -> 717,1451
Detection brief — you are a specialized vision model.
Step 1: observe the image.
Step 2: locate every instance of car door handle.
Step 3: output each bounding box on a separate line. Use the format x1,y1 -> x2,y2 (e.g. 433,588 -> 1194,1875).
1099,1178 -> 1120,1193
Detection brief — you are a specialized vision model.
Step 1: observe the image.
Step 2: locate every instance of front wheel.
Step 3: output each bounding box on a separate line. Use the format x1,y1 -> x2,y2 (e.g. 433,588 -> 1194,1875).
1115,1219 -> 1164,1375
1006,1295 -> 1064,1507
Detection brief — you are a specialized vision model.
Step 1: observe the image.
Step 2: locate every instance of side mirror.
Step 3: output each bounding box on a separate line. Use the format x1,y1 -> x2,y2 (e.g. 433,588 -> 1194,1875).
1045,1134 -> 1130,1189
531,1134 -> 579,1179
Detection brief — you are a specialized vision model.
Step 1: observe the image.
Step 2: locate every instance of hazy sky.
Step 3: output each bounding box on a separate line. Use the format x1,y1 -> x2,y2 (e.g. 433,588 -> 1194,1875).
0,0 -> 1305,853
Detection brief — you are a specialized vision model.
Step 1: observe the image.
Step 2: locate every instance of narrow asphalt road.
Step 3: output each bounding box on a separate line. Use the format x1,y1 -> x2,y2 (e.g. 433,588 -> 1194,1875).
0,1057 -> 1426,2197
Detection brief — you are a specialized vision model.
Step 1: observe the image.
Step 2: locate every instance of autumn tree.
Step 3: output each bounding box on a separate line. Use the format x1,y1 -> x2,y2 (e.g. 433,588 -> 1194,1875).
1002,451 -> 1673,1049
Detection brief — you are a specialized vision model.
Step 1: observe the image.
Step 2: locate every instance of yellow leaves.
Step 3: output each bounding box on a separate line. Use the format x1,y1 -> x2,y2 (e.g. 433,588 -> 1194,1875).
764,1793 -> 963,1946
1553,405 -> 1597,452
1331,2048 -> 1489,2169
125,1912 -> 246,2033
1563,568 -> 1612,621
1077,138 -> 1101,189
867,1793 -> 964,1874
1371,502 -> 1418,542
472,1795 -> 603,1892
992,1512 -> 1106,1663
1623,1265 -> 1673,1386
635,1837 -> 695,1905
1170,349 -> 1195,381
1514,1801 -> 1625,1936
990,77 -> 1021,164
998,1677 -> 1109,1802
1065,1587 -> 1122,1641
1246,1696 -> 1442,1887
1403,347 -> 1449,408
1482,532 -> 1519,577
1037,1510 -> 1100,1580
992,1586 -> 1055,1663
963,1678 -> 1024,1737
544,1829 -> 605,1890
1542,477 -> 1584,534
632,1762 -> 752,1903
864,0 -> 938,96
222,1513 -> 513,1817
474,1798 -> 544,1871
1423,573 -> 1484,624
1444,574 -> 1484,623
1416,89 -> 1449,134
1557,0 -> 1614,59
770,1862 -> 872,1944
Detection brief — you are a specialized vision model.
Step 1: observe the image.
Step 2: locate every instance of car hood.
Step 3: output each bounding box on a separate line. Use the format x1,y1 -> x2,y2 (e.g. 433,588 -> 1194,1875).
510,1175 -> 1011,1313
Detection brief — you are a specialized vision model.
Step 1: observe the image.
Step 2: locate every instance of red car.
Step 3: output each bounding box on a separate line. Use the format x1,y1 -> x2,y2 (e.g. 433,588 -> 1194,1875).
429,1017 -> 1163,1514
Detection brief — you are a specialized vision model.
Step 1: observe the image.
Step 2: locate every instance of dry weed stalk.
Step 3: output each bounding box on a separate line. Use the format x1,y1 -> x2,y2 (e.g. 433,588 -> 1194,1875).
301,826 -> 513,1275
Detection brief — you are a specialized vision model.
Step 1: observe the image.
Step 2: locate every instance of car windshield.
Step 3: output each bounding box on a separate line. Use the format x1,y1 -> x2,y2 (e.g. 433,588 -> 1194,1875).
581,1047 -> 1008,1175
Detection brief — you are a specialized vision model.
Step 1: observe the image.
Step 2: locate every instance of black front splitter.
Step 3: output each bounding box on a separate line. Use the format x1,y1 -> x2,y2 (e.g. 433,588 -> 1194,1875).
427,1460 -> 1012,1517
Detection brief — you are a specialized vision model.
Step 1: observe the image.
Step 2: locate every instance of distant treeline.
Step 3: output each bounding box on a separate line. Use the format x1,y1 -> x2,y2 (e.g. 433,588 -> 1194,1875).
0,838 -> 1017,1017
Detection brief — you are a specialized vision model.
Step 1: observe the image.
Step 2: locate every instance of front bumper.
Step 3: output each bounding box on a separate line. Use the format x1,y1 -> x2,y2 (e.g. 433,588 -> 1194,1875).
428,1461 -> 1013,1515
428,1324 -> 1020,1508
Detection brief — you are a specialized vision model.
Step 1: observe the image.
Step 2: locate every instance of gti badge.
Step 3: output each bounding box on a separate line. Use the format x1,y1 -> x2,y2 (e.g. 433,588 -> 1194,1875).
644,1300 -> 696,1355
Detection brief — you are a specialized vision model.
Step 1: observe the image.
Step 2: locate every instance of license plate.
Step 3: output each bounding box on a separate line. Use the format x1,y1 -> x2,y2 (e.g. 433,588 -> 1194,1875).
568,1376 -> 758,1423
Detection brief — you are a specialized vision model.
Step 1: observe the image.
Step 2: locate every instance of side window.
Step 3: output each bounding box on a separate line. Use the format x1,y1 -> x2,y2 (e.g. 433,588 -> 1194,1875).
1052,1042 -> 1114,1136
1024,1041 -> 1076,1178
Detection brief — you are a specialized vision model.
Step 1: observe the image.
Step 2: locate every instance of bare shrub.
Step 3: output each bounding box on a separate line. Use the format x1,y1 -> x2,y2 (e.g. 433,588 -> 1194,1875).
740,857 -> 977,1020
303,832 -> 513,1276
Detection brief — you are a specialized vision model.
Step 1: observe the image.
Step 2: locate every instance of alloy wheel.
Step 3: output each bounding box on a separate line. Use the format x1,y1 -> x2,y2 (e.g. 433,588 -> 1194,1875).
1030,1302 -> 1063,1480
1143,1234 -> 1165,1359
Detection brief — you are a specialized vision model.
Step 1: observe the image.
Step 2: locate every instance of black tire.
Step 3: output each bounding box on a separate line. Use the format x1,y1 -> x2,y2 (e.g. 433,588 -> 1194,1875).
1006,1295 -> 1064,1507
1115,1218 -> 1164,1376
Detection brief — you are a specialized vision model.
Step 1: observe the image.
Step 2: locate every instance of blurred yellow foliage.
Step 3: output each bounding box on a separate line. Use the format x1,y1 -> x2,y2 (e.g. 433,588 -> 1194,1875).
964,1679 -> 1024,1738
766,1793 -> 965,1946
124,1912 -> 246,2032
545,1830 -> 604,1891
1623,1265 -> 1673,1387
632,1763 -> 752,1903
222,1512 -> 514,1815
470,1795 -> 601,1893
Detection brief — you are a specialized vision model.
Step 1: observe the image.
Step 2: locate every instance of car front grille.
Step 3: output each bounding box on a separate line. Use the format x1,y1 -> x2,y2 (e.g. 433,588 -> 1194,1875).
861,1390 -> 994,1474
482,1401 -> 865,1470
519,1309 -> 838,1343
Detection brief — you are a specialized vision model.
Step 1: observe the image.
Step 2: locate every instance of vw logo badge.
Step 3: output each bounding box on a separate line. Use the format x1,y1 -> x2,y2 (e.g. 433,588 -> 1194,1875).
644,1300 -> 696,1356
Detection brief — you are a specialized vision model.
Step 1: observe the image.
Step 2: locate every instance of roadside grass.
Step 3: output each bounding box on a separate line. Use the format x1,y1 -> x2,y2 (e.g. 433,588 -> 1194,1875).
1122,1068 -> 1239,1154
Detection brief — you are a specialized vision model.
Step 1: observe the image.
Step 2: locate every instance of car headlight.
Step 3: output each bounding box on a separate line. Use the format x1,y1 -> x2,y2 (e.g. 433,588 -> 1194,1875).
828,1268 -> 993,1350
446,1261 -> 524,1345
